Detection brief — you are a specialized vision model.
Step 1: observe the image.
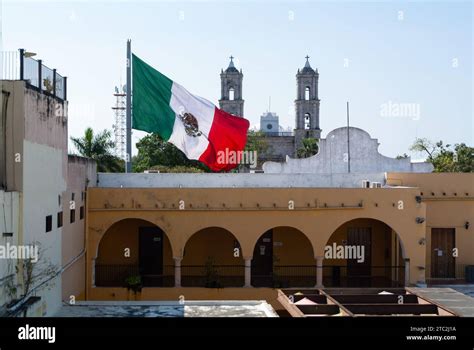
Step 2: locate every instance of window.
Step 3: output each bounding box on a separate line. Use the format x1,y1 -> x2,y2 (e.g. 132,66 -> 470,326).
305,86 -> 310,101
46,215 -> 52,232
58,194 -> 61,206
267,123 -> 273,130
80,206 -> 84,220
229,87 -> 235,101
304,113 -> 311,129
71,192 -> 75,201
57,212 -> 63,228
81,191 -> 85,201
70,209 -> 75,224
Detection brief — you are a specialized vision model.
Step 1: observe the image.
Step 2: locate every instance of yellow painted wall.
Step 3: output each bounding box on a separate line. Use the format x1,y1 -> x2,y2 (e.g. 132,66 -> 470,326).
86,185 -> 428,300
387,172 -> 474,280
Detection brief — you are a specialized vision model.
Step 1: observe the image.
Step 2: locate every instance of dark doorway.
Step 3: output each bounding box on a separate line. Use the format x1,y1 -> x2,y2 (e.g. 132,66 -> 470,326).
251,230 -> 273,287
431,228 -> 455,278
347,227 -> 372,280
139,226 -> 164,286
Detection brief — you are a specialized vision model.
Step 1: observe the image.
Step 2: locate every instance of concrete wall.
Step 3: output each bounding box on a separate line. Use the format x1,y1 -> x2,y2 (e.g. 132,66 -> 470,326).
0,190 -> 21,311
263,127 -> 434,174
97,172 -> 388,188
61,155 -> 97,302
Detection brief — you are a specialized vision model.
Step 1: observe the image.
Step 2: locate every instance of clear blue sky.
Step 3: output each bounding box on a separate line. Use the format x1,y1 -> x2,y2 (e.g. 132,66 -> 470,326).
2,0 -> 473,159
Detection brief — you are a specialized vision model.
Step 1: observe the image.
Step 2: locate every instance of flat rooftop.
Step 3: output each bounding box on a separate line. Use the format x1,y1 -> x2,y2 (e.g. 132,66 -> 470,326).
97,172 -> 400,189
54,300 -> 278,317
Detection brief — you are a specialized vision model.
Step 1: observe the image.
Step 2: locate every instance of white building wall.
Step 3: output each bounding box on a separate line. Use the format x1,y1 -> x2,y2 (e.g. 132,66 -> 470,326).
22,140 -> 66,316
263,127 -> 434,174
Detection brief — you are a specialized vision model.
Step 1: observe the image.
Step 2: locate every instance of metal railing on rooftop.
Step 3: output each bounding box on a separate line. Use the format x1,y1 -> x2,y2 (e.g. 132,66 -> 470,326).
181,264 -> 245,288
95,264 -> 175,287
1,49 -> 67,100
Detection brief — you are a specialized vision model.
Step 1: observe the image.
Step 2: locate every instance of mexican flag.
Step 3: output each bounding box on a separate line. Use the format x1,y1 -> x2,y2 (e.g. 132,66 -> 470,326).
132,54 -> 250,171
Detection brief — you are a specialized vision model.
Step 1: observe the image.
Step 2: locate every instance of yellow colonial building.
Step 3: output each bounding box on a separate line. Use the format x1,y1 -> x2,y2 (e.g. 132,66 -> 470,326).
84,171 -> 474,309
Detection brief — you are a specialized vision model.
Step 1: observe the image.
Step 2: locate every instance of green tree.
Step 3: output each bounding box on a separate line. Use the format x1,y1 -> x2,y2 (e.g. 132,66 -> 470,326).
297,138 -> 319,158
245,130 -> 270,156
396,153 -> 409,159
233,130 -> 270,172
70,127 -> 123,172
132,133 -> 209,173
410,138 -> 473,172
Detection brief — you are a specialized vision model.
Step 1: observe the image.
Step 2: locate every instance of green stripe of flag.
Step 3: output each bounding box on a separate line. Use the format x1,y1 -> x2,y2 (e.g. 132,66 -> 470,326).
132,54 -> 175,140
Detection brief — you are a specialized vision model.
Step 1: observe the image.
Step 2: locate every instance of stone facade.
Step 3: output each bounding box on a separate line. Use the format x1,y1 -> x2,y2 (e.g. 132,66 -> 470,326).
259,136 -> 295,164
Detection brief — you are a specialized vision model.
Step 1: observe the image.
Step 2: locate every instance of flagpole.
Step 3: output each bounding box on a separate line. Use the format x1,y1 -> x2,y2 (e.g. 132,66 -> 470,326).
346,101 -> 351,173
126,39 -> 132,173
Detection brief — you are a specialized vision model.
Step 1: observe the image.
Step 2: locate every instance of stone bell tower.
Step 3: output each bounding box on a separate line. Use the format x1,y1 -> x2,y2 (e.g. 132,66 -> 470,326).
219,56 -> 244,117
295,56 -> 321,152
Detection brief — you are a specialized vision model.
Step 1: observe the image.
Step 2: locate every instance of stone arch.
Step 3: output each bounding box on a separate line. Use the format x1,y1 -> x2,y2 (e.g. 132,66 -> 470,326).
181,226 -> 245,287
94,218 -> 175,287
251,226 -> 316,287
182,226 -> 244,263
246,222 -> 313,259
315,215 -> 410,258
93,215 -> 179,259
322,217 -> 407,287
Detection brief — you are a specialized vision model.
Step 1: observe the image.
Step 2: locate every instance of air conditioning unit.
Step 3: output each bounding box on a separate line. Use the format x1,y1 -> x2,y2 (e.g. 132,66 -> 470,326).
371,182 -> 382,188
361,180 -> 370,188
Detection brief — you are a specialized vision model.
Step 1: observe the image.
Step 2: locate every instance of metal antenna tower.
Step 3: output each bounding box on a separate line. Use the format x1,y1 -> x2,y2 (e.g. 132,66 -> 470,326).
112,84 -> 127,162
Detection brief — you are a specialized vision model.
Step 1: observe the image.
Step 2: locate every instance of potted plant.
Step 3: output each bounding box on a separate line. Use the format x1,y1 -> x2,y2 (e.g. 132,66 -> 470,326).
125,275 -> 142,295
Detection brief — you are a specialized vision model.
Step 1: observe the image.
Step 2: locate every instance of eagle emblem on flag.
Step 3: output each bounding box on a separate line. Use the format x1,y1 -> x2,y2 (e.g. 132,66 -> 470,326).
179,112 -> 202,137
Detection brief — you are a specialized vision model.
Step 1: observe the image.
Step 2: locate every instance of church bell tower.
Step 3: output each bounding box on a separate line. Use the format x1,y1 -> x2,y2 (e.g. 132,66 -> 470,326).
219,56 -> 244,117
295,56 -> 321,151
